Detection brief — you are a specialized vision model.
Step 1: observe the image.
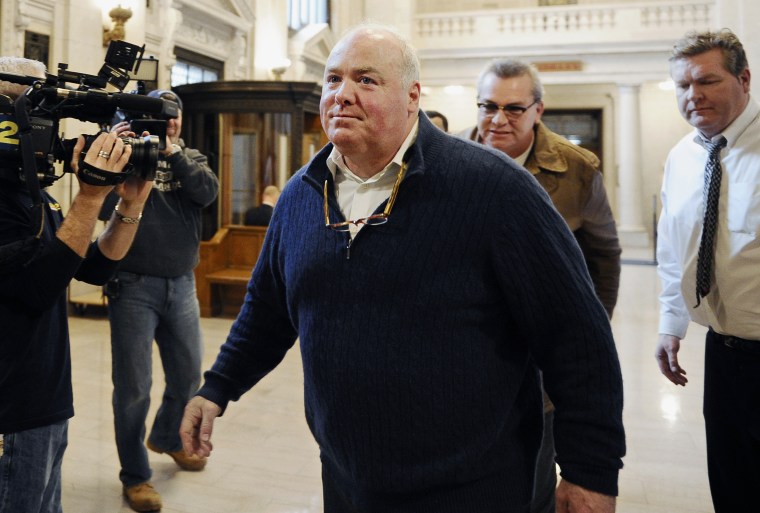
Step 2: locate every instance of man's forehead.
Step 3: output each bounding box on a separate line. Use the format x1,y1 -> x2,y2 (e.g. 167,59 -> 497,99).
326,46 -> 395,76
480,74 -> 531,97
326,62 -> 382,75
670,56 -> 725,79
671,49 -> 723,67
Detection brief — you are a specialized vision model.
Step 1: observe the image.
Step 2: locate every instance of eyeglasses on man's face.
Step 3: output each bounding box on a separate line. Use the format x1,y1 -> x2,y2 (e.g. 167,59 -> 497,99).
477,99 -> 539,120
323,158 -> 409,232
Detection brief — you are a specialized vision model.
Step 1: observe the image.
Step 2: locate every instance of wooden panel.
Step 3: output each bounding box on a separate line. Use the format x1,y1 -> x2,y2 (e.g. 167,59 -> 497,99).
207,267 -> 252,285
227,228 -> 267,268
194,225 -> 267,317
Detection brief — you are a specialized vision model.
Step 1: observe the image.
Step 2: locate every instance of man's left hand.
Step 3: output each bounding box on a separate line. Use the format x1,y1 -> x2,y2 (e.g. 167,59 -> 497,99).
115,174 -> 152,207
556,479 -> 616,513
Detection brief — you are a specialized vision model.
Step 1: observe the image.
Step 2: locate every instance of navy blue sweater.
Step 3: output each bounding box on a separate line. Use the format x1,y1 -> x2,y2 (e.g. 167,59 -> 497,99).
198,115 -> 625,512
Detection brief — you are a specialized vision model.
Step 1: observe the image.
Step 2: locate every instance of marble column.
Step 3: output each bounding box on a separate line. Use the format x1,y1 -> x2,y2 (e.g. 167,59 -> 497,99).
616,83 -> 649,247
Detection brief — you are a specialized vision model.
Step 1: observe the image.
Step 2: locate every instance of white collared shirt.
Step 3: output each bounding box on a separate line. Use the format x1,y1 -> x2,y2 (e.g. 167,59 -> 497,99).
326,121 -> 419,238
657,97 -> 760,340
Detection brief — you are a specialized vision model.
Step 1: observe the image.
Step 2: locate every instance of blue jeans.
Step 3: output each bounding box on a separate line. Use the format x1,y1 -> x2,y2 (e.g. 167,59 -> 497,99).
0,420 -> 68,513
108,271 -> 203,487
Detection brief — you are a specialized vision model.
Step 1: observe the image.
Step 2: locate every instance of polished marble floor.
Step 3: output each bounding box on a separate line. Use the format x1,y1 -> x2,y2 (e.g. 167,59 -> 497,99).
62,249 -> 715,513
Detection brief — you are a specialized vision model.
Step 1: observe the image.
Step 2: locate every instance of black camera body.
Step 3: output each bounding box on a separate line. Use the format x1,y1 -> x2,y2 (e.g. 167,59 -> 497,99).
60,132 -> 162,185
129,119 -> 167,150
0,40 -> 178,188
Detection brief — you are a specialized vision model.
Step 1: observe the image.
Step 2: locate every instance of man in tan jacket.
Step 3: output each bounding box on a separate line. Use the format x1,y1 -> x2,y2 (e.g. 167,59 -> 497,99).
460,58 -> 621,513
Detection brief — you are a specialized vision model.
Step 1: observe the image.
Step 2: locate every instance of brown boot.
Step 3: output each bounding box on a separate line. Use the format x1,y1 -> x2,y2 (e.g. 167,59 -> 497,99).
123,482 -> 162,512
146,439 -> 207,471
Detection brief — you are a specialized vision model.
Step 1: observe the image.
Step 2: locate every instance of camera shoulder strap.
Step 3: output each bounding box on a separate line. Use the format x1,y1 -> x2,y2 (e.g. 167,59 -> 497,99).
0,93 -> 44,274
14,92 -> 43,239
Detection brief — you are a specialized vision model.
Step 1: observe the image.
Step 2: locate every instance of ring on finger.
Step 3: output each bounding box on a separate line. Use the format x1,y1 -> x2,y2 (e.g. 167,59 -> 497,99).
97,150 -> 111,159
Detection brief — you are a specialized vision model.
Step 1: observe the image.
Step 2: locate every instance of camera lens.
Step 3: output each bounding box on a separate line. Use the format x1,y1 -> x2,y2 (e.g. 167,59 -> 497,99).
121,134 -> 159,181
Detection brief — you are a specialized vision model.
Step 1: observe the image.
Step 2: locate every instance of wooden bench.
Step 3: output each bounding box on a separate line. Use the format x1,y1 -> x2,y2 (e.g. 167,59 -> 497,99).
194,225 -> 267,317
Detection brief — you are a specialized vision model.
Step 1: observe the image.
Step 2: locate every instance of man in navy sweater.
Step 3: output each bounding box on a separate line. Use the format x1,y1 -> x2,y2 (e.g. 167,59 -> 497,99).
181,24 -> 625,513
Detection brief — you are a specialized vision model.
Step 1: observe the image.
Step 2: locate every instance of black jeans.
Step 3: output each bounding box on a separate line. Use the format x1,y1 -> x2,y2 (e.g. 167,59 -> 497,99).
703,329 -> 760,513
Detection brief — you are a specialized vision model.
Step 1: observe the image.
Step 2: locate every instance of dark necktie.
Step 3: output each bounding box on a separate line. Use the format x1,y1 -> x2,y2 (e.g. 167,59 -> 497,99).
695,136 -> 727,307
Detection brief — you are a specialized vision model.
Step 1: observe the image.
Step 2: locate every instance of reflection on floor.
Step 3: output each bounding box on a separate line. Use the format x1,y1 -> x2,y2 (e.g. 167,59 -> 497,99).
62,255 -> 714,513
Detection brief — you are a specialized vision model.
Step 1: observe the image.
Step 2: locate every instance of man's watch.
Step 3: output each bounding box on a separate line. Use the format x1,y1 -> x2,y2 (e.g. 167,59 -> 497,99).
168,143 -> 181,156
114,204 -> 142,224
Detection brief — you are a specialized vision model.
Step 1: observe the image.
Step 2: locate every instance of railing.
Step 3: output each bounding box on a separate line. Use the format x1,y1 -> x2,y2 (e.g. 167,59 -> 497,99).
639,2 -> 710,27
413,0 -> 713,50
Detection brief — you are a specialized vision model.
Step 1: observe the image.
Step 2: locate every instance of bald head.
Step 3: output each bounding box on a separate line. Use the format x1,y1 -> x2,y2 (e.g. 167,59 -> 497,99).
262,185 -> 280,205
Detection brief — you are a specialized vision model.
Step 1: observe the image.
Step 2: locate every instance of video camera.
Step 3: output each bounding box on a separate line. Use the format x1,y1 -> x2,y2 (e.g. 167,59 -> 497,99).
0,40 -> 179,188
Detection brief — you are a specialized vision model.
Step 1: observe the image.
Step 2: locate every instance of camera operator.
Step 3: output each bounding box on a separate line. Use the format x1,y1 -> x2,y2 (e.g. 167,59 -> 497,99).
0,56 -> 152,513
101,89 -> 218,512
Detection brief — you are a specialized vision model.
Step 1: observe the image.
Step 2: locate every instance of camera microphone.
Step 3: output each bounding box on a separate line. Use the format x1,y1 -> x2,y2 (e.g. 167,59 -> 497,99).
50,88 -> 179,119
0,71 -> 38,86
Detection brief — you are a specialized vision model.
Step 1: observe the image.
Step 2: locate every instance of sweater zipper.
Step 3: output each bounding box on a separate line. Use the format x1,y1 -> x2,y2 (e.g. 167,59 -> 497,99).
345,236 -> 352,260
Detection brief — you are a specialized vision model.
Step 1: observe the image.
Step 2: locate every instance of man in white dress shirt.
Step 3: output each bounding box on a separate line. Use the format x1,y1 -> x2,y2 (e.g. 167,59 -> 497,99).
655,28 -> 760,513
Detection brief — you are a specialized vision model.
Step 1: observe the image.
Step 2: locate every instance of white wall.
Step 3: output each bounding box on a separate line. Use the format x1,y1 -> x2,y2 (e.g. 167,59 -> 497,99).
420,86 -> 478,135
638,82 -> 693,220
254,0 -> 290,80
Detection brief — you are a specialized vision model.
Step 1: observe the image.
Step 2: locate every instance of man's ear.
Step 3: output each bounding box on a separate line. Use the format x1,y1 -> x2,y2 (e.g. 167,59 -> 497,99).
534,100 -> 545,124
408,81 -> 421,112
740,68 -> 751,93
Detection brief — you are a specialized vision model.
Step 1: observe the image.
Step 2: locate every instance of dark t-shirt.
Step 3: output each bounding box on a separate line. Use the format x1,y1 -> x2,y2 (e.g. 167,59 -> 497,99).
0,184 -> 117,433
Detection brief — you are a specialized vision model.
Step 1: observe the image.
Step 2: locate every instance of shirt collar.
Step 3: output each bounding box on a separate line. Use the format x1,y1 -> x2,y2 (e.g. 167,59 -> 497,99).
326,120 -> 420,182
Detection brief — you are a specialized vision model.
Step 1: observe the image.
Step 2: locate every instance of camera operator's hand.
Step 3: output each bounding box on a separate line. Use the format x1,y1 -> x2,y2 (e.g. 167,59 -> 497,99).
111,120 -> 149,140
71,131 -> 131,200
57,131 -> 143,259
110,120 -> 134,138
101,125 -> 153,210
114,172 -> 152,212
162,115 -> 182,157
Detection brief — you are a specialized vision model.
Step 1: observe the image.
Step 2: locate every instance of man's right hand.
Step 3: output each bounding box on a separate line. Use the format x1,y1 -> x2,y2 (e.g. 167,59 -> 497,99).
71,131 -> 132,200
180,396 -> 222,458
655,334 -> 688,386
556,479 -> 616,513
